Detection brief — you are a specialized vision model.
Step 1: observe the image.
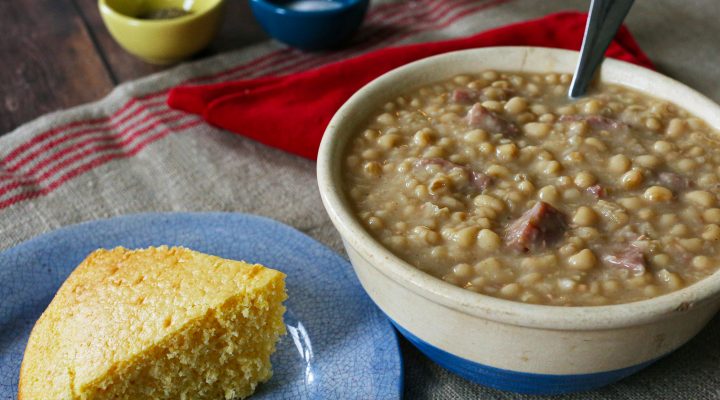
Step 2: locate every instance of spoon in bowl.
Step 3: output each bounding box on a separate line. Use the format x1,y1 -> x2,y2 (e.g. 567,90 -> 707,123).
569,0 -> 635,99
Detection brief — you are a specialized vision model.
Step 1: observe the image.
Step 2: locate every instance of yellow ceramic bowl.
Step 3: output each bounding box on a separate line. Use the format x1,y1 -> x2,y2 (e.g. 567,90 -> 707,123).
99,0 -> 224,64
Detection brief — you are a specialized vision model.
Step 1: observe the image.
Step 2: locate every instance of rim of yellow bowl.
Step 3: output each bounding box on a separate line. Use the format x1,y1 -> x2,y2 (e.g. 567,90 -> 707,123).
98,0 -> 225,26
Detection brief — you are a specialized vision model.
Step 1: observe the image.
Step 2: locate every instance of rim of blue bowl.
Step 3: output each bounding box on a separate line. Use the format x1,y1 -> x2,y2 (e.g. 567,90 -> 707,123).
249,0 -> 366,16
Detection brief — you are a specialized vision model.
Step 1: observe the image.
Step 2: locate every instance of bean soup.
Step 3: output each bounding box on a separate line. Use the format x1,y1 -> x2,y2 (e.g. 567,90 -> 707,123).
342,70 -> 720,306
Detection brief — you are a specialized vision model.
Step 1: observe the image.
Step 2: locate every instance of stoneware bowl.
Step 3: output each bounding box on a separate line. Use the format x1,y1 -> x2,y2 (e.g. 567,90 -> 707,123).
249,0 -> 369,51
316,47 -> 720,394
99,0 -> 224,64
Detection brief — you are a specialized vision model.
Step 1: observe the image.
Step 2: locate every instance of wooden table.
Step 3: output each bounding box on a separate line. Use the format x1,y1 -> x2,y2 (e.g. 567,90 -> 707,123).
0,0 -> 268,135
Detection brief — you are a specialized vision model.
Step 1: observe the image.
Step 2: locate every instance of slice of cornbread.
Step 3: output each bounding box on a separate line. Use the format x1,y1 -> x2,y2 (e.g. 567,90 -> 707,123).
18,246 -> 287,400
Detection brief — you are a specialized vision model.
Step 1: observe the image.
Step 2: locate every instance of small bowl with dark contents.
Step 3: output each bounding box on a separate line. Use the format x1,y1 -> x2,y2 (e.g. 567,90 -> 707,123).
99,0 -> 225,64
249,0 -> 369,51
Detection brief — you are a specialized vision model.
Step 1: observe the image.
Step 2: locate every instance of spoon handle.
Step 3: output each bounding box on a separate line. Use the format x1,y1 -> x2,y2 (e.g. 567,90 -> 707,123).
569,0 -> 635,99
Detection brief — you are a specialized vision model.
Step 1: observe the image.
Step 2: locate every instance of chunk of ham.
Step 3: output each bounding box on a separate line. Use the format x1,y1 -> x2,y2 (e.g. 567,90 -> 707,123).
505,201 -> 567,252
414,158 -> 492,192
657,171 -> 691,193
603,239 -> 648,275
468,170 -> 493,192
451,88 -> 476,103
465,104 -> 519,137
558,114 -> 629,131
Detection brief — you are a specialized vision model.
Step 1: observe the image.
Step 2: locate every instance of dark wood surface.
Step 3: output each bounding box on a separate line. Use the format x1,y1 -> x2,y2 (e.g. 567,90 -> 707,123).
0,0 -> 268,135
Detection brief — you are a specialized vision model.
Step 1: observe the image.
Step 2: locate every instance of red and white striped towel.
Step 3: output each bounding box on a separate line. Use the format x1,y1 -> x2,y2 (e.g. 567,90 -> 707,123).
0,0 -> 511,212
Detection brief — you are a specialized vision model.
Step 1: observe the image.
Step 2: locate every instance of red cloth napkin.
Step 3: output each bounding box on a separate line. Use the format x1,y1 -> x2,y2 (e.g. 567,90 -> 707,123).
167,12 -> 653,160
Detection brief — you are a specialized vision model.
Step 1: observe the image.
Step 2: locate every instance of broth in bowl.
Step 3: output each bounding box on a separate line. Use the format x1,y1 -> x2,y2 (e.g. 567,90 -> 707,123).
342,70 -> 720,306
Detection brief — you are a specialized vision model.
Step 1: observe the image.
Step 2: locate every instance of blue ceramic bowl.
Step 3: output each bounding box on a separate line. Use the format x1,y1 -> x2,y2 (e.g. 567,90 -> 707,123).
249,0 -> 369,50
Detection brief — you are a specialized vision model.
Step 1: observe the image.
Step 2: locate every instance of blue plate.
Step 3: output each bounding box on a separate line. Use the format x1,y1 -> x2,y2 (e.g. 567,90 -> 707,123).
0,212 -> 402,399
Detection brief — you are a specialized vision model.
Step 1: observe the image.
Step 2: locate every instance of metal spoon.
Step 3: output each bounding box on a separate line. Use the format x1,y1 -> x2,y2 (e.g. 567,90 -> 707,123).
569,0 -> 635,99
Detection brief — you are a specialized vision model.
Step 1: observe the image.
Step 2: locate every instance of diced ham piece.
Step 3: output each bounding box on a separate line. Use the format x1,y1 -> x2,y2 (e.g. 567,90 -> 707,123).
469,170 -> 492,192
603,244 -> 646,275
586,184 -> 606,198
657,172 -> 691,192
451,88 -> 475,103
465,104 -> 519,137
415,158 -> 492,192
559,114 -> 629,131
505,201 -> 567,252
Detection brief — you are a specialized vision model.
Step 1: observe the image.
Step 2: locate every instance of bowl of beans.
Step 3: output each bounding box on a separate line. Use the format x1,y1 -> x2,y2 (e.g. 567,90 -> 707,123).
316,47 -> 720,394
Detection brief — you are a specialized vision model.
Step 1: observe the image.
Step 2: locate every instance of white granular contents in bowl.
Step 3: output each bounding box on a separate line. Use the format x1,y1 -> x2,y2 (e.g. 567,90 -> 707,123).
343,70 -> 720,306
284,0 -> 343,11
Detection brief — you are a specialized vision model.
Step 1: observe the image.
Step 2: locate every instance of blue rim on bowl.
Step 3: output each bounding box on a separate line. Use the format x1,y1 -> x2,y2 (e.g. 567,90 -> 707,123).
392,320 -> 662,395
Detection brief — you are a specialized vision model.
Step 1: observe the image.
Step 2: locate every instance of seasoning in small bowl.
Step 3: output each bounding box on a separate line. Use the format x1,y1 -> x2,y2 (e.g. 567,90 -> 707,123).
283,0 -> 344,11
98,0 -> 224,64
138,7 -> 193,20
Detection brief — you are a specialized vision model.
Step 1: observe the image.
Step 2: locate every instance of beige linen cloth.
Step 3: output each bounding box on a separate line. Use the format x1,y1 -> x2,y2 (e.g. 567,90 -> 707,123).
1,1 -> 719,398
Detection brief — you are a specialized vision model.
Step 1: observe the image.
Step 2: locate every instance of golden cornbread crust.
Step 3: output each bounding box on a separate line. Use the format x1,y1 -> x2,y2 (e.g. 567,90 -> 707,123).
18,246 -> 287,400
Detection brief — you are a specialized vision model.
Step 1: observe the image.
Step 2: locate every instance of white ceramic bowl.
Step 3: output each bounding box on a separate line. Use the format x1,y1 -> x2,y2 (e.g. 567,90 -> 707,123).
317,47 -> 720,394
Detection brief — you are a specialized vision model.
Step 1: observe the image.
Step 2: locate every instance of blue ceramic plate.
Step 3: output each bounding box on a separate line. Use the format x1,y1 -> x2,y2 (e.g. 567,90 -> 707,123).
0,212 -> 402,399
